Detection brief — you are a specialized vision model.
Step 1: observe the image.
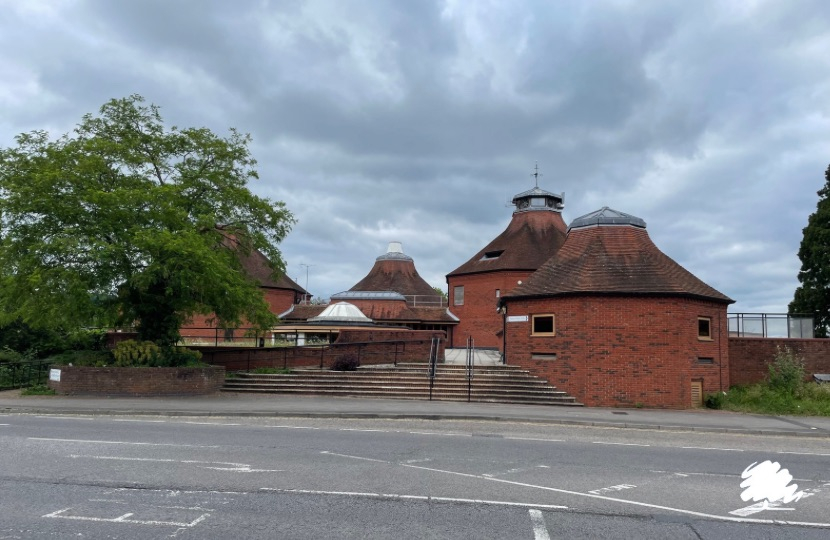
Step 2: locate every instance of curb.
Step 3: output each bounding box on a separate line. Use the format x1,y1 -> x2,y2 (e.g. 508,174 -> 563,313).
2,406 -> 828,438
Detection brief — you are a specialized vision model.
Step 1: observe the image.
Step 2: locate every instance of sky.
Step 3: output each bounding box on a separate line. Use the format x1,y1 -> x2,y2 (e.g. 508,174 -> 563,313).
2,0 -> 829,313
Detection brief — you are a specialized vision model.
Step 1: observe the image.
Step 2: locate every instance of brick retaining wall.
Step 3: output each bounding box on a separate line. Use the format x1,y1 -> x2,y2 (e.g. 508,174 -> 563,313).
198,329 -> 446,371
728,337 -> 830,386
47,366 -> 225,396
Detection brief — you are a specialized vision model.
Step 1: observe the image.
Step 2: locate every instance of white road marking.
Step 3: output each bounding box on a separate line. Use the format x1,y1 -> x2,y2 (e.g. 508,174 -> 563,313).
588,484 -> 637,495
69,455 -> 283,473
730,501 -> 794,516
320,451 -> 390,463
260,488 -> 568,510
505,437 -> 564,443
42,507 -> 209,528
29,437 -> 218,448
182,422 -> 241,426
592,441 -> 649,447
681,446 -> 743,452
112,419 -> 167,423
0,423 -> 10,426
396,462 -> 830,527
529,509 -> 552,540
779,451 -> 830,457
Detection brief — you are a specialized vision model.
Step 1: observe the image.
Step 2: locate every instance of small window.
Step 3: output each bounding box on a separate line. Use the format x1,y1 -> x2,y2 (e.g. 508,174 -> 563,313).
698,317 -> 712,340
495,289 -> 500,298
453,285 -> 464,306
531,352 -> 557,360
697,357 -> 714,364
480,250 -> 504,261
532,314 -> 555,336
530,197 -> 546,207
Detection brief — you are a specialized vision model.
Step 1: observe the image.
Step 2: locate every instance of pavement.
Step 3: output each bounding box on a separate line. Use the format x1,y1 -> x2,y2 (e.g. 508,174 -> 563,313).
2,389 -> 830,438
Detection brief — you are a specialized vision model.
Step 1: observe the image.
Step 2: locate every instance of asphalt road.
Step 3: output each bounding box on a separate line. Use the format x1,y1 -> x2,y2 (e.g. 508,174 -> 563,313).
1,413 -> 829,539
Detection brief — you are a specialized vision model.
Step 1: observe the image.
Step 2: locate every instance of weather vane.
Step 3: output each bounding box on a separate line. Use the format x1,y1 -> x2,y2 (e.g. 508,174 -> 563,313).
532,162 -> 542,188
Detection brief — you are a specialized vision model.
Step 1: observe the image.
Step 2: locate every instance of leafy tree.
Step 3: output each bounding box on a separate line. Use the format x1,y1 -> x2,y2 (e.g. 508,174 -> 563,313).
0,95 -> 294,347
790,164 -> 830,337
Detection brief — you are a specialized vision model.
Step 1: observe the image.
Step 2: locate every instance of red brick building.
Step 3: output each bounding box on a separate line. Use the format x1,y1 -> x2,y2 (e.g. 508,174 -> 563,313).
281,242 -> 458,335
500,207 -> 734,408
180,244 -> 307,342
446,185 -> 567,350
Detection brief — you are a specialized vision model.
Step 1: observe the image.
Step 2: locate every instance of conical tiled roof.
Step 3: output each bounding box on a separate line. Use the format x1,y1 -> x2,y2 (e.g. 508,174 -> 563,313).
349,242 -> 438,297
506,208 -> 733,303
447,210 -> 567,277
221,234 -> 307,293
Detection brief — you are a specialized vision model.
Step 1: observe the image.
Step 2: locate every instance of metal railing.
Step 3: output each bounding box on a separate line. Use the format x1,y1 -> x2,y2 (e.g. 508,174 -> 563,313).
728,313 -> 815,339
405,295 -> 448,307
0,360 -> 52,390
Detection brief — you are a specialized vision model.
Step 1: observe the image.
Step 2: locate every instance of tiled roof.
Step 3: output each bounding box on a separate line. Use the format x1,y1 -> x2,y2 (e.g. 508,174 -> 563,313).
220,233 -> 307,294
447,211 -> 567,277
236,244 -> 307,293
350,259 -> 438,297
506,221 -> 733,303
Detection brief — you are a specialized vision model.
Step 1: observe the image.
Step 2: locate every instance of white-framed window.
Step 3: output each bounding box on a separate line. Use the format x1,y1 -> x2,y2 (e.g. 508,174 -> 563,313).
495,289 -> 500,298
453,285 -> 464,306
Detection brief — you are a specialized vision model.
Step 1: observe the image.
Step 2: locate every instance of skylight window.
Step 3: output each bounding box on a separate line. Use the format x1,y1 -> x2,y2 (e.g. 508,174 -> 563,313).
480,250 -> 504,261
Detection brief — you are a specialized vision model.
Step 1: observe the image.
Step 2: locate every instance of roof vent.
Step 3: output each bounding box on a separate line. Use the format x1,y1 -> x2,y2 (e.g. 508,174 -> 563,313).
480,250 -> 504,261
377,241 -> 413,261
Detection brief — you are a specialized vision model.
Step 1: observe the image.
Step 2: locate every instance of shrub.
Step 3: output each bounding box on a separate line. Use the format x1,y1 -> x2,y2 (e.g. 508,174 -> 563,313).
51,350 -> 114,367
767,346 -> 806,396
159,347 -> 203,367
330,354 -> 359,371
112,340 -> 162,367
704,392 -> 725,410
21,384 -> 56,396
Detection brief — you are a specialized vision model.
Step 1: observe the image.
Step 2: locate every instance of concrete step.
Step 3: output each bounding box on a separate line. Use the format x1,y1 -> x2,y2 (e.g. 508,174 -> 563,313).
222,365 -> 582,406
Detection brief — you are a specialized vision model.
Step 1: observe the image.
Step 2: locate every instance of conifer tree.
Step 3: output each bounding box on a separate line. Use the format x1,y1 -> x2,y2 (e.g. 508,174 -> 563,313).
789,164 -> 830,337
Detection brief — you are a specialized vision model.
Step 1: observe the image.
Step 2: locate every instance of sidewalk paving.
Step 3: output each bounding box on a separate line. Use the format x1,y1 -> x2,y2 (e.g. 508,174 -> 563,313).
2,389 -> 830,438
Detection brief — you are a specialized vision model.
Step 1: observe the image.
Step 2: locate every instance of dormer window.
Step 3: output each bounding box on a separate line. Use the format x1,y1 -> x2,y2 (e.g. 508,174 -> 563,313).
480,250 -> 504,261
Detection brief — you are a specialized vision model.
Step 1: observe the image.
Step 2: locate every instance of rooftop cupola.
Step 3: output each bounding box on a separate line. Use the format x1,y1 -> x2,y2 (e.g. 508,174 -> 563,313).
511,165 -> 564,214
377,241 -> 413,261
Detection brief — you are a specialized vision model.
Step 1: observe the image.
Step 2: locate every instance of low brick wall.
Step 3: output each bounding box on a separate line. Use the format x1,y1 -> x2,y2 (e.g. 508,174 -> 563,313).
728,337 -> 830,386
197,329 -> 446,371
47,366 -> 225,396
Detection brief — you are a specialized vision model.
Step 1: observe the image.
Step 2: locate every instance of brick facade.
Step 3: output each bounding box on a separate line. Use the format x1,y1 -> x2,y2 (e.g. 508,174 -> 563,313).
728,337 -> 830,386
504,296 -> 729,408
48,366 -> 225,396
447,271 -> 532,349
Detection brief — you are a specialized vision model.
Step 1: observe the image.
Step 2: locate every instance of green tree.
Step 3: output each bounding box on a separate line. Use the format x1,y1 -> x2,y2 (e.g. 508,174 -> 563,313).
0,95 -> 294,347
790,164 -> 830,337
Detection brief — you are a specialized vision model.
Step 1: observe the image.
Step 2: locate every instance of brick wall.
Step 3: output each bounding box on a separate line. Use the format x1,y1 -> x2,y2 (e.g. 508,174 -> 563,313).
728,337 -> 830,386
447,271 -> 532,349
48,366 -> 225,396
198,329 -> 446,371
504,296 -> 729,409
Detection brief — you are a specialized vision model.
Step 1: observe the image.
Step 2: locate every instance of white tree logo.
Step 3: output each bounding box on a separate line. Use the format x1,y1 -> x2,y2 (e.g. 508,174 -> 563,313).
740,460 -> 805,508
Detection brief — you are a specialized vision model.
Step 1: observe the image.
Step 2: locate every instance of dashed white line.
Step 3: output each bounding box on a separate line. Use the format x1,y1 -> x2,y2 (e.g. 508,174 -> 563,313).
320,451 -> 390,463
779,451 -> 830,457
29,437 -> 218,448
681,446 -> 743,452
529,509 -> 552,540
592,441 -> 649,447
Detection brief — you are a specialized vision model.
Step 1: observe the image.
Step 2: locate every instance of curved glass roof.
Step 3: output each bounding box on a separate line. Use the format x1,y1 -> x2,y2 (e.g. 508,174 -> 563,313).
308,302 -> 373,323
569,207 -> 646,230
331,290 -> 407,301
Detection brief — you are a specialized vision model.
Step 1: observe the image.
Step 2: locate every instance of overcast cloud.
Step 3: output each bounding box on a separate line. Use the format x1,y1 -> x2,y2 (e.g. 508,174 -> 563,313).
2,0 -> 829,312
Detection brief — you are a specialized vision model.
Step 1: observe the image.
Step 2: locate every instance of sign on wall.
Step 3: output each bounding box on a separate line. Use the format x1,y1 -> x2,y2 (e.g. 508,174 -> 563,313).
49,369 -> 61,382
507,315 -> 529,323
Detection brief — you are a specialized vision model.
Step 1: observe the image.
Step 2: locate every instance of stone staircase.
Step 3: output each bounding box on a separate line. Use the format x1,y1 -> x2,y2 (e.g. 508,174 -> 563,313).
222,363 -> 582,406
